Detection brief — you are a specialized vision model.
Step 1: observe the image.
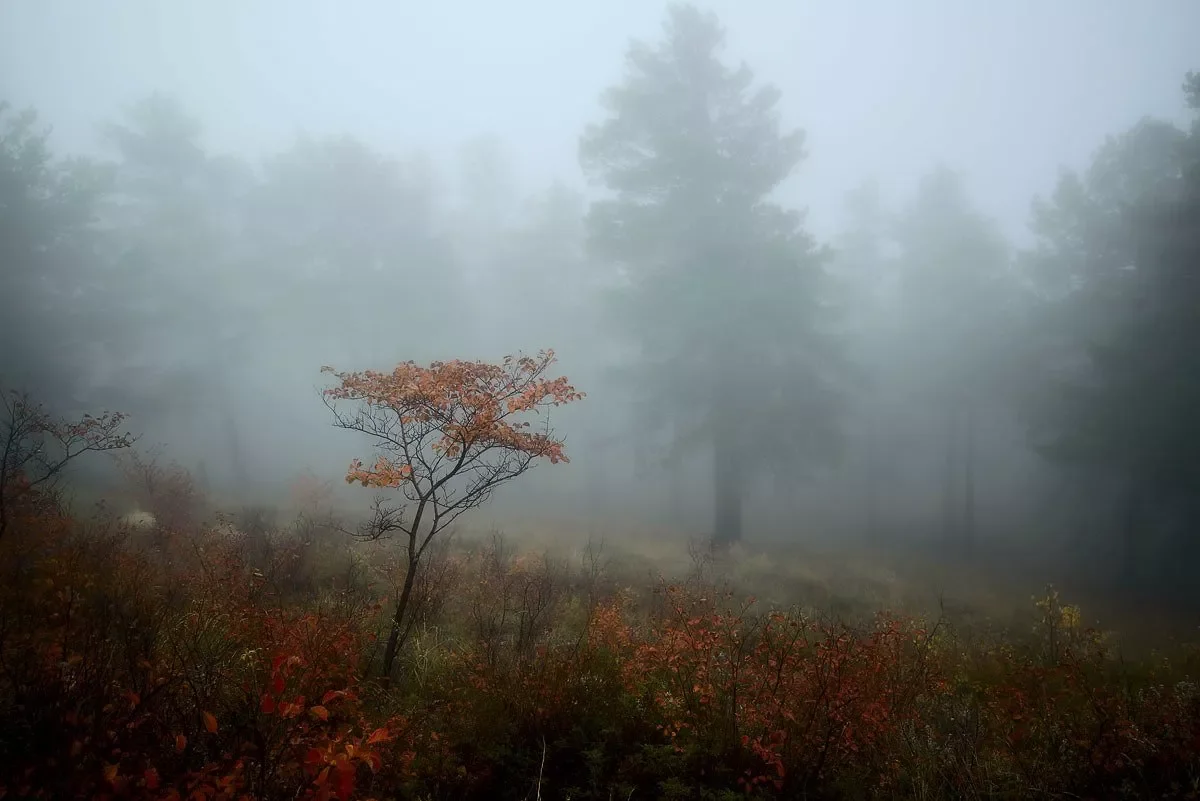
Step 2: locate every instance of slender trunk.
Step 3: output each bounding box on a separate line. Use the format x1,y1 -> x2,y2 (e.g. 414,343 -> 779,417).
195,459 -> 211,497
941,406 -> 960,544
1121,476 -> 1140,587
1,426 -> 14,540
224,408 -> 247,499
962,403 -> 976,556
712,421 -> 743,547
1176,487 -> 1200,603
864,417 -> 880,544
380,552 -> 419,681
672,465 -> 686,525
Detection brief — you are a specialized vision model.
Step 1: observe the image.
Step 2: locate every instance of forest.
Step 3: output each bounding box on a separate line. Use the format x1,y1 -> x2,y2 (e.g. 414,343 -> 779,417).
2,2 -> 1200,798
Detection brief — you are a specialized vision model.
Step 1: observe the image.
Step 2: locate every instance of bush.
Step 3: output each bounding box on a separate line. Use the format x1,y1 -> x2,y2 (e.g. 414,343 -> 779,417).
3,487 -> 1200,799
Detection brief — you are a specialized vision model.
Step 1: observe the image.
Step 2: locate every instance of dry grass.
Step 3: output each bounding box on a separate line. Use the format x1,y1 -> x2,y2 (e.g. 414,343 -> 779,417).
458,512 -> 1198,654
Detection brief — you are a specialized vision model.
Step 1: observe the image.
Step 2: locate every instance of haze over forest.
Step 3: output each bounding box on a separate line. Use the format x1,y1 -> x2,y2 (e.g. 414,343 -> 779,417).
3,0 -> 1200,602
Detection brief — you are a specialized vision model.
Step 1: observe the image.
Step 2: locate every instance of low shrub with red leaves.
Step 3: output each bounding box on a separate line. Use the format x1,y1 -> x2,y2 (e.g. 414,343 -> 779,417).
3,486 -> 1200,800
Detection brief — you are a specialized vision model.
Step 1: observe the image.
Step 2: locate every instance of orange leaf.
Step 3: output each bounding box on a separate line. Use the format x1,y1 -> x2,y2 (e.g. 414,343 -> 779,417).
310,705 -> 329,721
366,728 -> 390,745
314,766 -> 331,787
102,764 -> 119,785
144,767 -> 160,790
202,711 -> 218,733
175,734 -> 187,753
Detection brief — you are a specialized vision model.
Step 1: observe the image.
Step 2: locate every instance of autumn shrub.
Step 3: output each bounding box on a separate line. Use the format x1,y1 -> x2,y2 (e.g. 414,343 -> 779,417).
608,581 -> 946,796
0,488 -> 407,800
458,532 -> 567,669
393,590 -> 645,801
5,475 -> 1200,800
117,448 -> 204,539
0,504 -> 164,797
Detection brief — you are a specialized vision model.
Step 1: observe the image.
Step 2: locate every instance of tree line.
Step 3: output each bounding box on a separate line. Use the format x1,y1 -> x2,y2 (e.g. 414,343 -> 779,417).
3,3 -> 1198,598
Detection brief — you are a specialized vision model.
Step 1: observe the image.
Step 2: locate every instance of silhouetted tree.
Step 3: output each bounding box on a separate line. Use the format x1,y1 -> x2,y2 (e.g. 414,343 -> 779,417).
829,180 -> 899,543
891,167 -> 1015,554
250,134 -> 462,369
1023,73 -> 1200,588
580,4 -> 847,544
96,94 -> 256,496
0,102 -> 112,408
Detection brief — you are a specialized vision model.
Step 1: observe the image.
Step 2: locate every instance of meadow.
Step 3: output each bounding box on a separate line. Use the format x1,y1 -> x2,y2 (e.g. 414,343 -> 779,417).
2,450 -> 1199,801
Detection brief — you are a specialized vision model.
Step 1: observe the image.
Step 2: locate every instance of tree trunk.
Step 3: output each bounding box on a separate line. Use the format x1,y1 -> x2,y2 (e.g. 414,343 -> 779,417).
195,459 -> 211,497
669,453 -> 685,526
223,408 -> 248,500
380,553 -> 420,681
962,403 -> 976,556
1121,476 -> 1141,587
712,421 -> 743,547
941,406 -> 961,545
863,416 -> 880,544
1177,487 -> 1200,604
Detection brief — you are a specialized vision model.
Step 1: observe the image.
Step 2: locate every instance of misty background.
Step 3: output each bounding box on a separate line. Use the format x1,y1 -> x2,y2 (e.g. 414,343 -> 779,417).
3,1 -> 1199,602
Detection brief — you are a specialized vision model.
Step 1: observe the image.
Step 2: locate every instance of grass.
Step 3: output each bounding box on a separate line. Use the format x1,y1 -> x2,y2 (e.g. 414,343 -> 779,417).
3,476 -> 1200,800
465,512 -> 1198,654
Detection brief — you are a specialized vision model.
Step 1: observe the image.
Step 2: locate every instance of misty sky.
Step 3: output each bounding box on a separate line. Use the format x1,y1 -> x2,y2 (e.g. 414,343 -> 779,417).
2,0 -> 1197,240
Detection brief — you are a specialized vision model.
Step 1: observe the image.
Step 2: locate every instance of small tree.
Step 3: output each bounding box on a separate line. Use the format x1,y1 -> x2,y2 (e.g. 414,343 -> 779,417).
321,350 -> 583,679
1,389 -> 136,538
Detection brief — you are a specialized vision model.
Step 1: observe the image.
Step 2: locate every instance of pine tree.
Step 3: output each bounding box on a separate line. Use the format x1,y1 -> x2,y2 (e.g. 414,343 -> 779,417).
580,4 -> 846,544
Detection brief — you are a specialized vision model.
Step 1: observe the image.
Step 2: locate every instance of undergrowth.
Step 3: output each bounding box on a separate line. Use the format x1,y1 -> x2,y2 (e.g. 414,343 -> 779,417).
1,477 -> 1198,800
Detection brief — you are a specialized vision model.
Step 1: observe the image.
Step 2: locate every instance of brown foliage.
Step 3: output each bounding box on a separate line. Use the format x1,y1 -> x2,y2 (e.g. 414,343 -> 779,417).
2,496 -> 1200,799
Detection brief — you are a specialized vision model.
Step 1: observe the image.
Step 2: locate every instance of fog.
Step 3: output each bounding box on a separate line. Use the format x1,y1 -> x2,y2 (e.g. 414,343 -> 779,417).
3,1 -> 1199,603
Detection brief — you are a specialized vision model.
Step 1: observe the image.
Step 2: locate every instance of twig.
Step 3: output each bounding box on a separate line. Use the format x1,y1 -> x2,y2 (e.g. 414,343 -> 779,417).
535,735 -> 546,801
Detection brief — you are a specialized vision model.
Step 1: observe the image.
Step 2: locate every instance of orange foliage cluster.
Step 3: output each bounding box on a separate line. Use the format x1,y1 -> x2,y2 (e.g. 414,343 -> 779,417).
610,585 -> 944,793
322,350 -> 583,491
0,488 -> 411,800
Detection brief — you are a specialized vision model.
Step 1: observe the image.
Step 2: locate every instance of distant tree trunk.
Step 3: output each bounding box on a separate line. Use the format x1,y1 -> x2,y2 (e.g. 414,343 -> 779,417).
195,459 -> 211,497
863,418 -> 881,544
1121,475 -> 1141,587
1162,485 -> 1199,602
670,464 -> 685,526
962,403 -> 976,556
712,420 -> 743,546
1183,487 -> 1200,564
224,407 -> 247,500
1183,488 -> 1200,605
941,406 -> 961,545
584,433 -> 608,524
